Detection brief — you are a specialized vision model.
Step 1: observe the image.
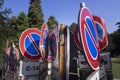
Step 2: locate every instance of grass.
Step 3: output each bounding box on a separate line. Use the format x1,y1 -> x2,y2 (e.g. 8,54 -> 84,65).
111,58 -> 120,79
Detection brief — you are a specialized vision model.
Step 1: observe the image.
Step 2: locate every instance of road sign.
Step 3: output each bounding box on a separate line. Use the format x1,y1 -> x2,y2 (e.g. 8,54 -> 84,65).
49,26 -> 58,60
93,15 -> 108,50
78,6 -> 100,70
19,28 -> 41,60
18,61 -> 39,80
39,23 -> 49,59
74,25 -> 83,51
87,70 -> 99,80
40,23 -> 49,47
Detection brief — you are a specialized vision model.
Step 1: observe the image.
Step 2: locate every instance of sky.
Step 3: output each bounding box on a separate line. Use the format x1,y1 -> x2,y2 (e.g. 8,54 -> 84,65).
3,0 -> 120,33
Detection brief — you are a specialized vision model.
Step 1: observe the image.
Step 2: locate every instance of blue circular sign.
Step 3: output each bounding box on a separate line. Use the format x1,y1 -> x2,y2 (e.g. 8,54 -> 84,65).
19,28 -> 41,60
79,7 -> 100,70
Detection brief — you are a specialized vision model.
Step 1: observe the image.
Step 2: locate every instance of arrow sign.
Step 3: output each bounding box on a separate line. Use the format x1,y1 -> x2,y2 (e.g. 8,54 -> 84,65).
19,28 -> 41,60
78,6 -> 100,70
93,15 -> 108,50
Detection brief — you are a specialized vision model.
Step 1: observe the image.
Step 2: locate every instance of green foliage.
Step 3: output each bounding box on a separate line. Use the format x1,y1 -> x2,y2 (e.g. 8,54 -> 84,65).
0,0 -> 12,63
17,12 -> 29,31
103,22 -> 120,57
111,30 -> 120,56
8,12 -> 29,46
69,22 -> 77,31
47,16 -> 58,31
116,22 -> 120,30
103,34 -> 114,52
28,0 -> 44,29
0,0 -> 12,26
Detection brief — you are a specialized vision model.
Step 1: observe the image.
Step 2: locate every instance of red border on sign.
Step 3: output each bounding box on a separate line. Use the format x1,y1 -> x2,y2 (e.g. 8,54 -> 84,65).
40,23 -> 48,46
79,7 -> 100,70
19,28 -> 41,60
93,15 -> 108,51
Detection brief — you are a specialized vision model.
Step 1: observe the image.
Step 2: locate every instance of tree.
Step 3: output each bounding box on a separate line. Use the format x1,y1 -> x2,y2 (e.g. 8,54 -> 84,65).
103,34 -> 114,53
105,22 -> 120,57
17,12 -> 29,31
69,22 -> 77,31
116,22 -> 120,30
0,0 -> 12,26
28,0 -> 44,29
7,12 -> 29,46
47,16 -> 58,31
15,12 -> 29,46
111,30 -> 120,56
0,0 -> 12,55
7,16 -> 17,27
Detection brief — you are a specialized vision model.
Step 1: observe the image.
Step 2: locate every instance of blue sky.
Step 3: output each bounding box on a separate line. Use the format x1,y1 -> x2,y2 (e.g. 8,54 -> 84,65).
3,0 -> 120,33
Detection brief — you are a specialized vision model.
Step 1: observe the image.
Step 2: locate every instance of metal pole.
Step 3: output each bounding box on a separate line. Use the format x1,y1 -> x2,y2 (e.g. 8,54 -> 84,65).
59,24 -> 65,79
80,2 -> 86,8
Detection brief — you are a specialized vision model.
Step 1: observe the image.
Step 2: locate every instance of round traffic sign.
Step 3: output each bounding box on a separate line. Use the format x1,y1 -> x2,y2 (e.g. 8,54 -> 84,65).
79,7 -> 100,70
40,23 -> 49,47
93,15 -> 108,50
19,28 -> 41,60
39,23 -> 49,59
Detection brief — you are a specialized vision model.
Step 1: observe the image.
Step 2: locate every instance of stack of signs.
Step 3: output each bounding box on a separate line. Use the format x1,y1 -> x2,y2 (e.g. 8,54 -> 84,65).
78,6 -> 100,70
93,15 -> 108,50
77,4 -> 108,70
19,23 -> 49,61
19,23 -> 49,80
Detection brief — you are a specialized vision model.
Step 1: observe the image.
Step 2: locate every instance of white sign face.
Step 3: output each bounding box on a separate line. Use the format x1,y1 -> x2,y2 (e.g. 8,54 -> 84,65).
19,61 -> 39,76
87,70 -> 99,80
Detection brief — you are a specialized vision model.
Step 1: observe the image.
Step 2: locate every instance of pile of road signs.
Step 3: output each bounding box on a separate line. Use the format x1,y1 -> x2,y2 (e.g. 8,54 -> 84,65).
78,5 -> 100,70
18,2 -> 110,80
19,23 -> 49,61
77,3 -> 108,71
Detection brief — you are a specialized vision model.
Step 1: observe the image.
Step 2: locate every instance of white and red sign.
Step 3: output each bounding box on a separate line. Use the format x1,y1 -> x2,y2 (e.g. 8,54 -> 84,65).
19,28 -> 41,60
40,23 -> 49,47
78,7 -> 100,70
39,23 -> 49,59
93,15 -> 108,50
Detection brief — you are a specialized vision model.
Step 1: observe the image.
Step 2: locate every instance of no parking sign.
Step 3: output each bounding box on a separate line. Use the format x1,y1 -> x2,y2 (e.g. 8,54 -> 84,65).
93,15 -> 108,50
19,28 -> 41,60
78,6 -> 100,70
